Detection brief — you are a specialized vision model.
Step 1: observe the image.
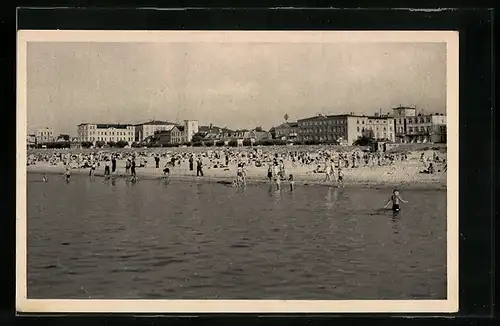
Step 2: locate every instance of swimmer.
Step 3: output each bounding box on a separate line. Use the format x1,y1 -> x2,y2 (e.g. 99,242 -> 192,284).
64,168 -> 71,183
384,189 -> 408,211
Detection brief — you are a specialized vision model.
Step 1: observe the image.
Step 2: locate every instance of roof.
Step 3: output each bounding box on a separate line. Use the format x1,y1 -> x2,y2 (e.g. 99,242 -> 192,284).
366,116 -> 393,120
298,114 -> 364,122
392,106 -> 416,110
78,123 -> 134,128
136,120 -> 177,126
96,124 -> 131,129
275,122 -> 298,129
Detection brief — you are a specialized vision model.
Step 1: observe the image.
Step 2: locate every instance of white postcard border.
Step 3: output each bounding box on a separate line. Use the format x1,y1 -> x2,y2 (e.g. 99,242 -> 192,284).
16,30 -> 459,314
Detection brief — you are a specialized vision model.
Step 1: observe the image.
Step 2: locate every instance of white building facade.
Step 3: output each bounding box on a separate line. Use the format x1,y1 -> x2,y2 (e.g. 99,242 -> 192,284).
183,120 -> 199,143
35,127 -> 54,143
77,123 -> 135,145
135,121 -> 178,142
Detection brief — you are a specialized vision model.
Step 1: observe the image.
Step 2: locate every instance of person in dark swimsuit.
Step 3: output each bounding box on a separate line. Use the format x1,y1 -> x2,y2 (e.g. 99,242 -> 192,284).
384,189 -> 408,211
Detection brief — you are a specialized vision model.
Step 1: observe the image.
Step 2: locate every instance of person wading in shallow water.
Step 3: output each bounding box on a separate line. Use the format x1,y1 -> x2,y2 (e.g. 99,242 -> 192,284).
196,157 -> 204,177
131,158 -> 136,178
111,155 -> 117,174
155,154 -> 160,169
189,155 -> 194,171
384,189 -> 408,212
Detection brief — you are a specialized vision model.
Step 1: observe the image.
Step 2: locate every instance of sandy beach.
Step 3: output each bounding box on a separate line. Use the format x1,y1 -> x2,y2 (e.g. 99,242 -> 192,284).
26,149 -> 446,190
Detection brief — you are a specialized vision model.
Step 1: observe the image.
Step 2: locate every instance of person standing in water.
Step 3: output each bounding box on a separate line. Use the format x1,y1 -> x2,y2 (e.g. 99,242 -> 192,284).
337,167 -> 344,187
189,155 -> 194,171
104,158 -> 111,178
111,155 -> 117,174
42,174 -> 47,183
64,168 -> 71,183
130,158 -> 136,178
125,158 -> 131,175
155,154 -> 160,169
196,157 -> 204,177
288,174 -> 295,191
384,189 -> 408,211
267,164 -> 273,183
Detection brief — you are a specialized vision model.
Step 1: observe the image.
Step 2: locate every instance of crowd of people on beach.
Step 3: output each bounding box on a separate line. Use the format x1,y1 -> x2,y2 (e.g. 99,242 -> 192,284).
28,146 -> 446,190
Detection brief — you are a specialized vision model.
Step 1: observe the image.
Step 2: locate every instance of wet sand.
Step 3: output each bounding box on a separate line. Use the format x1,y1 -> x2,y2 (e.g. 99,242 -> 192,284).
27,156 -> 446,190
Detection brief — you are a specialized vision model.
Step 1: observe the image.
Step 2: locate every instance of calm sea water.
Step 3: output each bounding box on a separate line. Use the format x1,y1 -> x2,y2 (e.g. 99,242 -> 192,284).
27,173 -> 447,300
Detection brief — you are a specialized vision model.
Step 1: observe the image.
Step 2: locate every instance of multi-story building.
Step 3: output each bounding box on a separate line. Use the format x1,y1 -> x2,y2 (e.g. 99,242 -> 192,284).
391,106 -> 446,143
183,120 -> 199,143
156,125 -> 184,145
297,113 -> 397,145
35,127 -> 54,144
392,106 -> 417,143
274,122 -> 299,140
405,113 -> 447,143
77,123 -> 135,145
27,134 -> 36,146
364,115 -> 396,142
135,120 -> 177,142
297,114 -> 364,145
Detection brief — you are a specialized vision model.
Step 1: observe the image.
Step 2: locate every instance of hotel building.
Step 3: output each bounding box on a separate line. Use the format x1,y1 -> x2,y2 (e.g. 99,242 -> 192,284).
135,120 -> 177,142
35,127 -> 54,144
77,123 -> 135,145
392,106 -> 447,143
297,114 -> 395,145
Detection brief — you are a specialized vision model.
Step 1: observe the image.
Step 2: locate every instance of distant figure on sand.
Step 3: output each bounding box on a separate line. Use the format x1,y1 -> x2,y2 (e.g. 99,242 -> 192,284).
384,189 -> 408,212
420,162 -> 435,174
289,174 -> 294,191
42,174 -> 47,183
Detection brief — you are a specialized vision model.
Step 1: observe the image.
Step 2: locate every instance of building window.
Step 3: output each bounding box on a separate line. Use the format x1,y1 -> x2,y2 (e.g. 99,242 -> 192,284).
409,127 -> 413,132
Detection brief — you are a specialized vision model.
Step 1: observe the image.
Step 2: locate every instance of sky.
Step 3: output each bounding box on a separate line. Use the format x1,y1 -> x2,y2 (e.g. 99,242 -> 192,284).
26,41 -> 446,136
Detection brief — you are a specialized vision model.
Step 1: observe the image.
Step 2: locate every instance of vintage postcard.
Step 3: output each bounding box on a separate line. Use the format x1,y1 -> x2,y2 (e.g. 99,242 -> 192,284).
17,30 -> 458,313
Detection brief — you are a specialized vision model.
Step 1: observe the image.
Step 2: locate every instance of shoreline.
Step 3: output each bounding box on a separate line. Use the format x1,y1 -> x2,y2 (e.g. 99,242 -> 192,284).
26,165 -> 447,191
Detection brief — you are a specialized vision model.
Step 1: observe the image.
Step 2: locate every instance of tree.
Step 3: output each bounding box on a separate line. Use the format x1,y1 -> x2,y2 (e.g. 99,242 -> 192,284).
284,113 -> 289,122
81,141 -> 93,148
107,141 -> 116,147
353,136 -> 376,147
115,140 -> 128,148
254,126 -> 263,132
242,139 -> 252,146
191,132 -> 206,142
57,134 -> 70,141
215,140 -> 225,147
95,140 -> 105,148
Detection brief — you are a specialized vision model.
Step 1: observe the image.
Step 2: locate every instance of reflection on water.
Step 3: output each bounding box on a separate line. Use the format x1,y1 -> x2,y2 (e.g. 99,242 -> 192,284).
27,173 -> 447,300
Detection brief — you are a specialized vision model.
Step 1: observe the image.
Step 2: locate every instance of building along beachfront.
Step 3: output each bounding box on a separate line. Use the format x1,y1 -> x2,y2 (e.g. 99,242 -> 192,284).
77,123 -> 136,145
